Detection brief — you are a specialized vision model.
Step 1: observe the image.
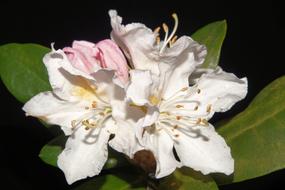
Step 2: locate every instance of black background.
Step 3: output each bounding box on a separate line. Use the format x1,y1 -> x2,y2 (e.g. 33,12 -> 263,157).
0,0 -> 284,189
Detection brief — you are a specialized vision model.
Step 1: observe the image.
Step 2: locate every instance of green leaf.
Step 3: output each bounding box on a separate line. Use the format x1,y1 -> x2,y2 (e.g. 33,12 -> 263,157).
39,135 -> 129,169
0,43 -> 51,103
73,169 -> 145,190
217,76 -> 285,183
191,20 -> 227,69
159,168 -> 218,190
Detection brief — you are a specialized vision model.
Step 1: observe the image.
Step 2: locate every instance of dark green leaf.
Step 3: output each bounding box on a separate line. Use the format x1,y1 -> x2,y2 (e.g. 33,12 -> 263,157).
191,20 -> 227,69
73,169 -> 145,190
39,135 -> 129,170
217,76 -> 285,183
159,168 -> 218,190
0,43 -> 51,103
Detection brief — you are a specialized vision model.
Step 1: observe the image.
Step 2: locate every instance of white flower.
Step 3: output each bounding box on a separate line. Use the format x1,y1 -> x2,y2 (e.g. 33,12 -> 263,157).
126,67 -> 247,178
108,10 -> 248,178
22,48 -> 143,184
109,10 -> 207,78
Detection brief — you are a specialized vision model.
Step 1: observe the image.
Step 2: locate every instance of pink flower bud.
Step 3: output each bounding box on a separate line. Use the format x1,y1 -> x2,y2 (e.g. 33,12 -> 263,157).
63,40 -> 129,85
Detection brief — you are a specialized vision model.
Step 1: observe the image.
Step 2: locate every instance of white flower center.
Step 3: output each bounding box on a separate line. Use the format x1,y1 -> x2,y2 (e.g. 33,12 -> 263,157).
150,87 -> 212,138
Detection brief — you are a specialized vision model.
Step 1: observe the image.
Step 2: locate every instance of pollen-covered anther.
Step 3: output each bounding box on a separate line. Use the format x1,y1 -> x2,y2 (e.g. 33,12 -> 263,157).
176,104 -> 184,108
206,104 -> 212,113
180,87 -> 188,92
176,116 -> 182,120
173,125 -> 179,129
82,120 -> 96,130
71,120 -> 77,130
201,119 -> 209,126
154,26 -> 161,34
174,134 -> 180,138
196,118 -> 202,124
91,101 -> 97,108
197,89 -> 201,94
194,105 -> 199,111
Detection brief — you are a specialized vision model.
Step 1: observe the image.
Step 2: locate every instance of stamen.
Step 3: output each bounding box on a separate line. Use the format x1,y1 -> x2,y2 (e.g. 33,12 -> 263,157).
194,105 -> 199,111
162,23 -> 169,48
197,89 -> 201,94
176,116 -> 182,120
85,106 -> 89,110
196,118 -> 202,124
169,35 -> 178,46
180,87 -> 188,91
156,36 -> 161,45
154,26 -> 161,34
201,119 -> 209,126
92,101 -> 97,108
160,13 -> 179,53
176,104 -> 184,108
206,104 -> 212,113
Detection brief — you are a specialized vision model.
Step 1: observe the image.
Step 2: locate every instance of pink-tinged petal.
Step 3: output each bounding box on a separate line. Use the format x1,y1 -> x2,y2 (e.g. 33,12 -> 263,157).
63,41 -> 100,74
96,39 -> 129,85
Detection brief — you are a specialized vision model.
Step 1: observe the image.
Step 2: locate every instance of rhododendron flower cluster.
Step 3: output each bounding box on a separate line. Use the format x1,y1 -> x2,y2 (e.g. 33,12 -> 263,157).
23,10 -> 247,184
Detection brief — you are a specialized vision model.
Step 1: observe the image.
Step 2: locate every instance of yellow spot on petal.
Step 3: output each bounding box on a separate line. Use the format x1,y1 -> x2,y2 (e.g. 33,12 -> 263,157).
149,95 -> 160,105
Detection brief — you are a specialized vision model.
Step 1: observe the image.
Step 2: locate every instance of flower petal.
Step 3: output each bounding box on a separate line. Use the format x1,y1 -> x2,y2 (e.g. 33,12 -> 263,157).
174,124 -> 234,175
96,39 -> 129,86
141,130 -> 181,178
160,36 -> 207,99
126,70 -> 153,106
43,49 -> 95,100
109,10 -> 160,74
23,91 -> 90,135
63,40 -> 101,74
57,123 -> 112,184
189,67 -> 247,119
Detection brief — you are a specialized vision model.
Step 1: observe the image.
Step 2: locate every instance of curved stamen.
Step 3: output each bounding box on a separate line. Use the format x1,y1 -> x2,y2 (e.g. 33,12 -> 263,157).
159,13 -> 179,54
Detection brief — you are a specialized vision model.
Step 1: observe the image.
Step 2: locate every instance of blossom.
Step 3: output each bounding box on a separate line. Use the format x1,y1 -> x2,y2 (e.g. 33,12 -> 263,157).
109,10 -> 248,178
22,44 -> 140,184
63,39 -> 129,87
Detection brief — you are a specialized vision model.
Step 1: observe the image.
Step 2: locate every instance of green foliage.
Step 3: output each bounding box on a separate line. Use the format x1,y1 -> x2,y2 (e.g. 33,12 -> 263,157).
0,43 -> 51,103
192,20 -> 227,69
217,76 -> 285,183
159,168 -> 218,190
73,169 -> 145,190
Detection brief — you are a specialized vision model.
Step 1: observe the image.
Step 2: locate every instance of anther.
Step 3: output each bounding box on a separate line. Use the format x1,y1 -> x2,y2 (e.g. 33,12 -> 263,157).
181,87 -> 188,91
92,101 -> 97,108
85,106 -> 89,110
206,104 -> 212,113
176,116 -> 182,120
154,26 -> 161,34
197,89 -> 201,94
176,104 -> 184,108
194,105 -> 199,111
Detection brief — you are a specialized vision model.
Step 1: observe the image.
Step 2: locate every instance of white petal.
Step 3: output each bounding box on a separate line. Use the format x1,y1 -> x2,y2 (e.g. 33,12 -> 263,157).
142,130 -> 180,178
161,37 -> 207,99
138,106 -> 159,127
110,96 -> 145,158
199,68 -> 248,112
109,10 -> 160,74
43,49 -> 95,100
57,123 -> 112,184
109,119 -> 143,158
23,92 -> 90,135
181,67 -> 248,120
174,124 -> 234,175
126,70 -> 153,106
